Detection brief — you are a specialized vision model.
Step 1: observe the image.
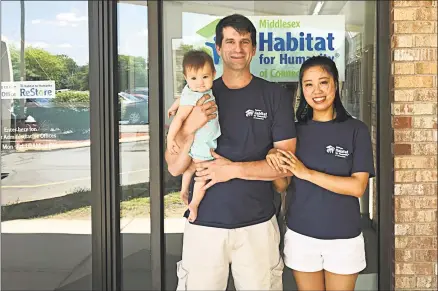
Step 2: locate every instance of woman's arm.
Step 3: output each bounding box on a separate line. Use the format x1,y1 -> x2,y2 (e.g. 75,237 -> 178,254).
277,150 -> 370,198
303,170 -> 369,198
266,148 -> 293,193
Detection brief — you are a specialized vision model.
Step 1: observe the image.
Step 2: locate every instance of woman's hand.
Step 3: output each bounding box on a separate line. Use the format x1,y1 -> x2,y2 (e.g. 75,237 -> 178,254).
276,151 -> 371,198
277,149 -> 311,180
266,148 -> 287,173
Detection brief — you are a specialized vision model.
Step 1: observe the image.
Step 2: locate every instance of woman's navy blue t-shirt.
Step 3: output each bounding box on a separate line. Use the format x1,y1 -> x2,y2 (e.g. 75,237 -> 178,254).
286,118 -> 375,239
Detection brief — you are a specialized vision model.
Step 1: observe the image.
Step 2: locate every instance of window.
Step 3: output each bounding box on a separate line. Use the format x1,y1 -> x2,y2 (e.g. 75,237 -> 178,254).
117,1 -> 151,290
1,1 -> 92,290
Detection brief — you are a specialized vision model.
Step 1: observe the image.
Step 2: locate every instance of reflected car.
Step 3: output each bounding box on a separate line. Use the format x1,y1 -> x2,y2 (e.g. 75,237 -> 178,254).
118,92 -> 149,124
127,87 -> 148,96
131,93 -> 148,102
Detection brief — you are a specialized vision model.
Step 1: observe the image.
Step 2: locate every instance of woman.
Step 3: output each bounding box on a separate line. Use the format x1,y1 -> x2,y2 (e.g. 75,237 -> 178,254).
266,56 -> 375,291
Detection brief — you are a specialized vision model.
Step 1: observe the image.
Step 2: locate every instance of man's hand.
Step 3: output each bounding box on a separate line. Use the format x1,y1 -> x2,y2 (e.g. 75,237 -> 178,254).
183,94 -> 218,135
194,150 -> 235,191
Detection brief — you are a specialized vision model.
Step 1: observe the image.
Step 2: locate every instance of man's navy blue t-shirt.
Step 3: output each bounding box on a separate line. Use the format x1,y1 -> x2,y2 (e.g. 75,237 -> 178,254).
185,76 -> 297,229
286,118 -> 375,239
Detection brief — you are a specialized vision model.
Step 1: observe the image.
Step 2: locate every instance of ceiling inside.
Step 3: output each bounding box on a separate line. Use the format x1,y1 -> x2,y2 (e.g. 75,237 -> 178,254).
120,1 -> 370,31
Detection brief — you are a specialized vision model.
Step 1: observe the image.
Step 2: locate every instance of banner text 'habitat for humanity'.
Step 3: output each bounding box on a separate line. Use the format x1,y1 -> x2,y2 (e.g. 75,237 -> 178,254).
179,15 -> 345,82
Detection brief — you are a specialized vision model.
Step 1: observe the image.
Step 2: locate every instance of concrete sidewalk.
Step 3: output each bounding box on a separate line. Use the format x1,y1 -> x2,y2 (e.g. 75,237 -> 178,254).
1,217 -> 185,234
1,218 -> 186,290
1,217 -> 378,291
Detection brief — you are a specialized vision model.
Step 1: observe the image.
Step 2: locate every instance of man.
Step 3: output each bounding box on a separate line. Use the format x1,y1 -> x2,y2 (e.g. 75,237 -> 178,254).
166,14 -> 297,290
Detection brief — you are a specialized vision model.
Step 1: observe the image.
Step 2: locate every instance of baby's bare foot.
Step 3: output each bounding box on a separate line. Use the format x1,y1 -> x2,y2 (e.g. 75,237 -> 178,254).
180,190 -> 189,205
188,203 -> 198,222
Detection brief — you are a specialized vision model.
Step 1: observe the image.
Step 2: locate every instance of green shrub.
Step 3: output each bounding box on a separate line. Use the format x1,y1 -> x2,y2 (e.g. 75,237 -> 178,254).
54,91 -> 90,103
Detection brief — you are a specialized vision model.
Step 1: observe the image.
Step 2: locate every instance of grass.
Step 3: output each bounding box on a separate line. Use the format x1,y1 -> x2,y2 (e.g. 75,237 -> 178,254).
1,183 -> 186,221
45,191 -> 186,220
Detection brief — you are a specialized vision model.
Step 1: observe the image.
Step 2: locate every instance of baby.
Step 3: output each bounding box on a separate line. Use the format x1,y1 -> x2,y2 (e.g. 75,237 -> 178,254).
167,50 -> 221,222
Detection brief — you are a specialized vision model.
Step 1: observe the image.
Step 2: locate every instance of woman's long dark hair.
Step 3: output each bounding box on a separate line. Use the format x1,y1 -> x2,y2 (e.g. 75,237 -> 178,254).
296,56 -> 351,123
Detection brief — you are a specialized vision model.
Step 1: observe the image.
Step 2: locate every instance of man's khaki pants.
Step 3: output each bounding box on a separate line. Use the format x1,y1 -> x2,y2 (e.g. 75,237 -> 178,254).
176,215 -> 284,290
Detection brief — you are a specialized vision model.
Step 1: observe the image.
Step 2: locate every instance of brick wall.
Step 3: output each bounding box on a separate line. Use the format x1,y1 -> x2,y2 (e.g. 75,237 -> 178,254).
391,0 -> 437,289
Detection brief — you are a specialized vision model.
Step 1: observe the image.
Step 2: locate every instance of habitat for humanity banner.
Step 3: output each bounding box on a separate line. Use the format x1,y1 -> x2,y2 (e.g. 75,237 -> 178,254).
177,15 -> 345,82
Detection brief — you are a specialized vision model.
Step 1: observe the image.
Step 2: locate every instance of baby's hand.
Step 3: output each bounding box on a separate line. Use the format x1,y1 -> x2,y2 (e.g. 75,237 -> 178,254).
167,139 -> 180,155
266,148 -> 286,173
167,98 -> 180,118
167,108 -> 177,118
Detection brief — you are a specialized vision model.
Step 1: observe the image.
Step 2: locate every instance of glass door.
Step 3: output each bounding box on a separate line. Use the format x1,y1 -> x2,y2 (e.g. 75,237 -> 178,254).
161,1 -> 379,290
116,1 -> 154,290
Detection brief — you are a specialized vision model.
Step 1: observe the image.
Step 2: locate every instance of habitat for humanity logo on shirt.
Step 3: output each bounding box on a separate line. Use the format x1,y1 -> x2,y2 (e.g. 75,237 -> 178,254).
245,109 -> 267,120
326,145 -> 349,158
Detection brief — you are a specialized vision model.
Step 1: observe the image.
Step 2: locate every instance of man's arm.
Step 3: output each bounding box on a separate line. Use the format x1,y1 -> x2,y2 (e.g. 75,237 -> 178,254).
233,85 -> 298,181
194,138 -> 296,190
233,138 -> 296,181
194,85 -> 297,190
165,95 -> 218,176
272,176 -> 291,193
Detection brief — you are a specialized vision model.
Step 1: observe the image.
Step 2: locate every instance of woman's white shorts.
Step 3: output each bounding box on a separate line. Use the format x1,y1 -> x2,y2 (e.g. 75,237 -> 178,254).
283,228 -> 366,275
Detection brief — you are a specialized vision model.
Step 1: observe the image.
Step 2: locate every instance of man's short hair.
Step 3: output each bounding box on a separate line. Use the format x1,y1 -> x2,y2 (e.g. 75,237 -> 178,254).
215,14 -> 257,48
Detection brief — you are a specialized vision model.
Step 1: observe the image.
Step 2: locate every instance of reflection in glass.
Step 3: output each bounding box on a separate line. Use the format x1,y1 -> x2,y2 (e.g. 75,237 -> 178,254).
1,1 -> 92,290
117,1 -> 151,290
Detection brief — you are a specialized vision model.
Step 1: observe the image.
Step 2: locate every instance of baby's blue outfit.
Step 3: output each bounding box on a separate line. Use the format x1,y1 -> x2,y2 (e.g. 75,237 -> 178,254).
179,85 -> 221,161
